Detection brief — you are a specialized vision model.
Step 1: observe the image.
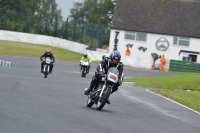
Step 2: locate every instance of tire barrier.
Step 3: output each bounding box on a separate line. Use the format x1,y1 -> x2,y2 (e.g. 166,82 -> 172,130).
0,60 -> 12,67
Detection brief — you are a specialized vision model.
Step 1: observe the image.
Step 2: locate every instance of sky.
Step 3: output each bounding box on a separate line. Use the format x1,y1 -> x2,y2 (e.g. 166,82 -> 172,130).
56,0 -> 82,19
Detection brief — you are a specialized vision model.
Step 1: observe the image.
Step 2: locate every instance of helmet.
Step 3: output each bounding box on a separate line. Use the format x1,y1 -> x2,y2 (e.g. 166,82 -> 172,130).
84,53 -> 87,58
45,48 -> 51,53
110,50 -> 121,66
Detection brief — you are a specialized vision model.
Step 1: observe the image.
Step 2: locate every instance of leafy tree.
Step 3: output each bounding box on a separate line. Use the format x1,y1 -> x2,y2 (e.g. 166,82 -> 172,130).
69,0 -> 115,47
0,0 -> 62,35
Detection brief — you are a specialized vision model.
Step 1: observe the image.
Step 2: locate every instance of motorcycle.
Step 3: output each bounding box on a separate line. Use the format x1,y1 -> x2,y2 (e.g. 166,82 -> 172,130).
43,57 -> 52,78
80,59 -> 89,77
86,67 -> 119,111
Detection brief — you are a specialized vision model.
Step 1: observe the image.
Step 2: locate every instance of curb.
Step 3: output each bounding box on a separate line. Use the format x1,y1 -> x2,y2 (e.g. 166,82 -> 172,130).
0,60 -> 12,67
123,82 -> 136,86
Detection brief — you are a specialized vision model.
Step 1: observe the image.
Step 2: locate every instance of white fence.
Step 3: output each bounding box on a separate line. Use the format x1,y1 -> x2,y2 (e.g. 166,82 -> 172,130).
0,30 -> 158,68
0,30 -> 110,61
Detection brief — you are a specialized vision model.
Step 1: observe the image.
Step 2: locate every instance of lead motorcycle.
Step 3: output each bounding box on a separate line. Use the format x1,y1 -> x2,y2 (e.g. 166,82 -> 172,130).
80,59 -> 89,77
42,57 -> 52,78
86,67 -> 119,111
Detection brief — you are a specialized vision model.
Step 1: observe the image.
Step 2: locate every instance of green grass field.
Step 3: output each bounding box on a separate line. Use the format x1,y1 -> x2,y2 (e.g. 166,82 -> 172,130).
0,40 -> 82,62
124,72 -> 200,112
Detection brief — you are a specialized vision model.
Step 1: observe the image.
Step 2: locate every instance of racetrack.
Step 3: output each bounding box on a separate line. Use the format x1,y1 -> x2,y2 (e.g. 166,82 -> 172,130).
0,55 -> 200,133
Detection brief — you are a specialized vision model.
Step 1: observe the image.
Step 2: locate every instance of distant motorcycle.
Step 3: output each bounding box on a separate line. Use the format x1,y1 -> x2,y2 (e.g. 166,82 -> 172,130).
42,57 -> 52,78
80,60 -> 89,77
86,67 -> 119,111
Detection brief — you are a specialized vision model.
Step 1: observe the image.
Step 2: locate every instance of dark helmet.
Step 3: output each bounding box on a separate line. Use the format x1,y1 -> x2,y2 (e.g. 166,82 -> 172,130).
84,53 -> 87,58
110,50 -> 121,66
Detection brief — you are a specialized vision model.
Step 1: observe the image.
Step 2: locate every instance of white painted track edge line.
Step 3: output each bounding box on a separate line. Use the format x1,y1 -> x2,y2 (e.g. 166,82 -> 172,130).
146,89 -> 200,115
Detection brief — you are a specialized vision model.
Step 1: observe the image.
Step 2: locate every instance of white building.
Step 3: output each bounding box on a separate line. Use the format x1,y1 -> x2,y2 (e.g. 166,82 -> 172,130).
109,0 -> 200,69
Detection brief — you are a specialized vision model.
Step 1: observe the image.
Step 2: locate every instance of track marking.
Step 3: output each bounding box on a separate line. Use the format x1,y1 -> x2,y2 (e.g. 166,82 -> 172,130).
120,89 -> 184,121
146,89 -> 200,115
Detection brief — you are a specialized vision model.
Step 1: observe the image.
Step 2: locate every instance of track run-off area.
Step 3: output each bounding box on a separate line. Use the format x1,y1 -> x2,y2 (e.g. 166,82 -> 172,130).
0,55 -> 200,133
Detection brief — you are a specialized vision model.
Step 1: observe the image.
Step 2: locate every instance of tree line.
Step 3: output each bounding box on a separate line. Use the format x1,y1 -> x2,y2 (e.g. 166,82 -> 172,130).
0,0 -> 62,34
70,0 -> 115,26
0,0 -> 115,47
69,0 -> 115,47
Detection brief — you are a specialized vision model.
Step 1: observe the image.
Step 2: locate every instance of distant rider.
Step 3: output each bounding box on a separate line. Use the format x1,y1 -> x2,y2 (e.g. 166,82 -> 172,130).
80,53 -> 92,74
84,50 -> 124,104
40,48 -> 55,73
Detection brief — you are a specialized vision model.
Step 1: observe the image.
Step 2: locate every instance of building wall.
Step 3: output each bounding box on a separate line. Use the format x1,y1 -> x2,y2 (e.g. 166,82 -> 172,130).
109,29 -> 200,69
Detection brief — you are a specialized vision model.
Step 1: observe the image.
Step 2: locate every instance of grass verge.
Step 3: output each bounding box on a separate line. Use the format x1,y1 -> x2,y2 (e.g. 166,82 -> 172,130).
0,40 -> 82,62
124,72 -> 200,112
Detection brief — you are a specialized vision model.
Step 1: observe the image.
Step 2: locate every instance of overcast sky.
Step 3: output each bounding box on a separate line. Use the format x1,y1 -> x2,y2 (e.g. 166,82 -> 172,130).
56,0 -> 82,19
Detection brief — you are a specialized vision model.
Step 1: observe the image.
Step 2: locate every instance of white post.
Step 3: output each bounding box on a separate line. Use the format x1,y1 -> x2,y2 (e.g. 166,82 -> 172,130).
165,59 -> 170,71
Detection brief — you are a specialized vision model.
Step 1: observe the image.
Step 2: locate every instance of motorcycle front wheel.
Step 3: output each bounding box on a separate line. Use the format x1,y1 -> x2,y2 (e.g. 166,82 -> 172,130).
86,96 -> 94,107
82,68 -> 86,77
44,66 -> 48,78
96,87 -> 111,111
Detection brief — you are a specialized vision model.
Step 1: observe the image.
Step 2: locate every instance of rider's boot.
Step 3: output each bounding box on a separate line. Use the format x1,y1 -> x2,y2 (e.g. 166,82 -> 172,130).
49,68 -> 52,74
106,99 -> 110,104
87,66 -> 90,74
41,62 -> 44,73
84,82 -> 95,95
86,69 -> 89,74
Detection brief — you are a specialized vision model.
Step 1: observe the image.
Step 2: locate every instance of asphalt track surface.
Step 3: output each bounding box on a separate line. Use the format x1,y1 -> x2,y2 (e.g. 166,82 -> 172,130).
0,55 -> 200,133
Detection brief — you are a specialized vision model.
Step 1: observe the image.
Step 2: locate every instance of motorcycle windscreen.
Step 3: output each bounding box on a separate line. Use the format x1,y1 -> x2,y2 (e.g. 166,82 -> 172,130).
45,57 -> 51,64
81,59 -> 89,66
107,67 -> 119,83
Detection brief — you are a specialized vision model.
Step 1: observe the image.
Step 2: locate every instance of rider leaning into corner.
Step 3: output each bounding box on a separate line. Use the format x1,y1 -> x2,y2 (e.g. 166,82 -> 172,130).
40,48 -> 55,73
84,50 -> 124,104
79,53 -> 92,74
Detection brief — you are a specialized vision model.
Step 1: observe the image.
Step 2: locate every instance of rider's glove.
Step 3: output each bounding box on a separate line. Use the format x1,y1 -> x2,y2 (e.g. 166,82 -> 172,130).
117,80 -> 122,86
102,55 -> 106,61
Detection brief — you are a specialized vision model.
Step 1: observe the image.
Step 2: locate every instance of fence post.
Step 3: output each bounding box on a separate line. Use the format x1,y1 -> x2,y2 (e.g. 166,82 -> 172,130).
54,16 -> 58,37
47,21 -> 52,36
80,20 -> 84,43
64,18 -> 69,39
45,18 -> 48,35
73,19 -> 76,41
98,25 -> 104,48
91,24 -> 95,46
25,13 -> 28,32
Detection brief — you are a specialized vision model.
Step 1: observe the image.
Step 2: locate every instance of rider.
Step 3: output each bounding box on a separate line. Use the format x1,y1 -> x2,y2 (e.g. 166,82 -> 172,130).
80,53 -> 92,74
84,50 -> 124,104
40,48 -> 55,73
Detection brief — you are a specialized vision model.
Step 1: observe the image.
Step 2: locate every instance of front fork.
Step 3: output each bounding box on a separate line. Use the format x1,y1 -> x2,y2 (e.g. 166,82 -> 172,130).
43,65 -> 46,72
47,66 -> 50,73
43,65 -> 49,73
99,80 -> 107,98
